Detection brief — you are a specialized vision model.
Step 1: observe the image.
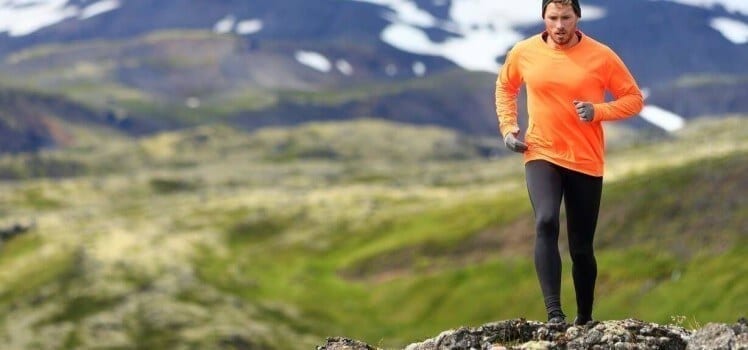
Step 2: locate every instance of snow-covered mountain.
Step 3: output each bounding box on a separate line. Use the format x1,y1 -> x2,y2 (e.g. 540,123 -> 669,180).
0,0 -> 121,37
0,0 -> 746,139
2,0 -> 746,70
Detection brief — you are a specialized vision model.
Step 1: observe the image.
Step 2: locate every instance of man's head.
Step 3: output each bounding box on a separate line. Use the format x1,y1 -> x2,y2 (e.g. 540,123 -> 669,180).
542,0 -> 581,47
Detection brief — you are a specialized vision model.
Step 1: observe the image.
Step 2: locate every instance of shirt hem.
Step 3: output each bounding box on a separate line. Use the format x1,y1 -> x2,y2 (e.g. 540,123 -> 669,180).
524,154 -> 603,177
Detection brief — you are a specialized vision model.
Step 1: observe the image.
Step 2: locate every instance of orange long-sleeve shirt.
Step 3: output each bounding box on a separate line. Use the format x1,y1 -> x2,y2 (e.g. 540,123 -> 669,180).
496,32 -> 643,177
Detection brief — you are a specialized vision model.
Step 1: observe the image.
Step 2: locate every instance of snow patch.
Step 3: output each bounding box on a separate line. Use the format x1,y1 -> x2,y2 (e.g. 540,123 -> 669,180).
295,51 -> 332,73
0,0 -> 122,36
381,22 -> 519,73
336,59 -> 354,76
710,17 -> 748,44
236,19 -> 263,35
0,0 -> 76,37
216,17 -> 263,35
214,15 -> 235,34
80,0 -> 120,20
640,105 -> 686,132
413,61 -> 426,76
186,97 -> 201,109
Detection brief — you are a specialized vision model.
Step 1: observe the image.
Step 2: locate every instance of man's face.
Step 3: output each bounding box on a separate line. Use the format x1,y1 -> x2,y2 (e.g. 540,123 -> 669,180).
543,3 -> 579,46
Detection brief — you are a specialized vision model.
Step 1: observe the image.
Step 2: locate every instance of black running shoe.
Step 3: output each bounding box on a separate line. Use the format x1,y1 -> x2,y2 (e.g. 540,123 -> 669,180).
547,311 -> 566,324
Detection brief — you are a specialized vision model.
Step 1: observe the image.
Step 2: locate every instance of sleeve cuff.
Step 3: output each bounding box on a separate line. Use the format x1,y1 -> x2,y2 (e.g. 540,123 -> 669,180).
592,103 -> 607,122
502,126 -> 520,138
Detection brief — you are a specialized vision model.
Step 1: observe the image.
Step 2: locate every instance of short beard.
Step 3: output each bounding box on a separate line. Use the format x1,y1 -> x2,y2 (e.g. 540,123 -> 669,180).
552,34 -> 572,46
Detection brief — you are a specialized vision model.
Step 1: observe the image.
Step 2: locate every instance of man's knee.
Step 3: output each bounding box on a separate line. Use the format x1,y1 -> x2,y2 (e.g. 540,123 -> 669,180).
570,247 -> 595,264
535,214 -> 559,238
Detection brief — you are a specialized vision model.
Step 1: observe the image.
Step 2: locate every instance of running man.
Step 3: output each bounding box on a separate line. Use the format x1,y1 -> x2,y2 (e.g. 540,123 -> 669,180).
495,0 -> 644,325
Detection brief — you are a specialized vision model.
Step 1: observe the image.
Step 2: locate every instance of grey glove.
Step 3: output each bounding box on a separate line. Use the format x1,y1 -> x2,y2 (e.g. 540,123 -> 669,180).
504,132 -> 528,153
574,100 -> 595,122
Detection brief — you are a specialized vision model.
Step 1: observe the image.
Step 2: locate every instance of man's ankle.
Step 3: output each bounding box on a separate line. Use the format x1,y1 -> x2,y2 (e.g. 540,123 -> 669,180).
574,315 -> 593,325
547,310 -> 566,323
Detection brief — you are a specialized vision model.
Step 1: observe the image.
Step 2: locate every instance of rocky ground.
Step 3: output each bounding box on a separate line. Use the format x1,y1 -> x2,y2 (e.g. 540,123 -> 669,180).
318,318 -> 748,350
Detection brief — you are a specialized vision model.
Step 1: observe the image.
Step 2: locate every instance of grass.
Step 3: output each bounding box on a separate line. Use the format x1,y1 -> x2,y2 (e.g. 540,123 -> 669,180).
0,244 -> 76,305
0,117 -> 745,349
598,151 -> 748,256
0,234 -> 43,266
192,151 -> 745,347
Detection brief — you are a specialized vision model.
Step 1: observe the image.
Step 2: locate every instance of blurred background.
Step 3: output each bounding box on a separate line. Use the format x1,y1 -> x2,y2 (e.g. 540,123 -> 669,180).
0,0 -> 745,349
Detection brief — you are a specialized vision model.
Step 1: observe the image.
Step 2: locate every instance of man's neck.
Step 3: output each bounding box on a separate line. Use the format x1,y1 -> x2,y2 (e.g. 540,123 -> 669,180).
543,31 -> 581,50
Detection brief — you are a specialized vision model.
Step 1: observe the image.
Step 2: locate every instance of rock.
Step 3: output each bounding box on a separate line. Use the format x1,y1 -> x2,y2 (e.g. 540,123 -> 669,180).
317,337 -> 378,350
403,319 -> 542,350
585,329 -> 604,344
565,326 -> 580,340
319,318 -> 748,350
687,323 -> 736,350
517,340 -> 554,350
433,326 -> 484,349
613,342 -> 634,350
734,333 -> 748,349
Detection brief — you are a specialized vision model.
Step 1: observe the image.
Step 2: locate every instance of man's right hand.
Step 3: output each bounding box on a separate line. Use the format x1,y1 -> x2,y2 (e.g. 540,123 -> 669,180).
504,132 -> 528,153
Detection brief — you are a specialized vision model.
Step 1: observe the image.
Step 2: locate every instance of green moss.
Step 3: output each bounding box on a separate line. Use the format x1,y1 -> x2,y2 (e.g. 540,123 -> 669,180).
126,303 -> 181,349
335,191 -> 530,270
227,213 -> 293,245
14,186 -> 63,210
599,152 -> 748,255
149,176 -> 200,194
46,295 -> 125,323
62,329 -> 82,350
0,249 -> 75,305
0,234 -> 42,265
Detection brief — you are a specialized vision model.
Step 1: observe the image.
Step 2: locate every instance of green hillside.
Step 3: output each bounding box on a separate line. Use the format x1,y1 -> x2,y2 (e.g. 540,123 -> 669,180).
0,117 -> 745,349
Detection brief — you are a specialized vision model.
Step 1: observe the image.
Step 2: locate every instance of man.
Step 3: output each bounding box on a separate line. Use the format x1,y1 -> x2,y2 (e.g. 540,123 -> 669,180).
495,0 -> 643,325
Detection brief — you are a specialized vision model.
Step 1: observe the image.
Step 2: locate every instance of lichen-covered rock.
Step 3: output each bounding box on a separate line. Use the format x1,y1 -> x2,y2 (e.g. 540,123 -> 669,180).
517,340 -> 555,350
687,323 -> 738,350
317,336 -> 379,350
404,319 -> 543,350
319,318 -> 748,350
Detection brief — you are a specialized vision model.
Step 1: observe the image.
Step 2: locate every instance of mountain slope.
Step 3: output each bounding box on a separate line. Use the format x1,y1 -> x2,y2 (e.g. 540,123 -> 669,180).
0,88 -> 161,153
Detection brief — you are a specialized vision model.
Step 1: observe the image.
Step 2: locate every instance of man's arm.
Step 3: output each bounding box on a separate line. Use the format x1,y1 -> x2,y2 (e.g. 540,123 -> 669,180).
591,48 -> 644,121
495,47 -> 523,137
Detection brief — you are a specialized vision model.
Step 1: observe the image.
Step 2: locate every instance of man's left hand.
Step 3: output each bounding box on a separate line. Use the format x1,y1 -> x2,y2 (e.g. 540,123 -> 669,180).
573,100 -> 595,122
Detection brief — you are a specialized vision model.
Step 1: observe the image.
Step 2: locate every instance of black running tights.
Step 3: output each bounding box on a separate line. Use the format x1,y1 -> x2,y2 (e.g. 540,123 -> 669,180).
525,160 -> 603,320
